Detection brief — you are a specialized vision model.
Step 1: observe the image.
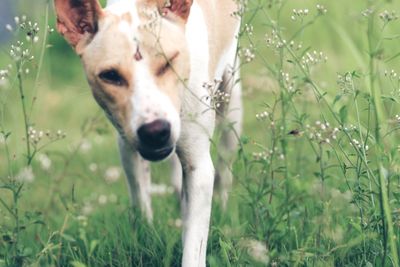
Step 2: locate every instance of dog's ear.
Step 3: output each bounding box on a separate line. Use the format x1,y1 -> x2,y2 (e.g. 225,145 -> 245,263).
161,0 -> 193,22
54,0 -> 103,51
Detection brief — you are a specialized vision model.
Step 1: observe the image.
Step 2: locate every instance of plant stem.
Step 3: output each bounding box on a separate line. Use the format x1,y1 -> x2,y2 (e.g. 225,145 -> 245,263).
30,2 -> 50,115
367,13 -> 399,267
16,61 -> 32,165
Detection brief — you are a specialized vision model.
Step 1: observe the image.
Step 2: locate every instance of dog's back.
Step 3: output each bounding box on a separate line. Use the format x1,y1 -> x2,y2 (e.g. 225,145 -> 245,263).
196,0 -> 240,78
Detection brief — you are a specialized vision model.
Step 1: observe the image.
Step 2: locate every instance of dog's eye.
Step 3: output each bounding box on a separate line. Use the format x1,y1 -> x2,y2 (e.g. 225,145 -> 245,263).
99,69 -> 126,86
157,61 -> 171,77
156,52 -> 179,77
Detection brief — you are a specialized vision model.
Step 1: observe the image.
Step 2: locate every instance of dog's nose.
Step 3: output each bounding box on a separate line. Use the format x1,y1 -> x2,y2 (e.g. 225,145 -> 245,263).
137,119 -> 171,148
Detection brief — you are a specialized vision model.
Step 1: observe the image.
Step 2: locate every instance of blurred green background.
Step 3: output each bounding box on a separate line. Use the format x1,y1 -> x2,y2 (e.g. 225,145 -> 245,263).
1,0 -> 400,266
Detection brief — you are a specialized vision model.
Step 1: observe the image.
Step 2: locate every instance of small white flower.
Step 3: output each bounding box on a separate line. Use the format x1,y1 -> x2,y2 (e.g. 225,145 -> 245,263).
104,166 -> 121,183
5,24 -> 13,32
240,239 -> 269,264
98,195 -> 108,205
37,154 -> 51,170
16,166 -> 35,183
89,163 -> 98,172
82,202 -> 93,215
174,219 -> 182,228
150,183 -> 174,195
80,139 -> 92,153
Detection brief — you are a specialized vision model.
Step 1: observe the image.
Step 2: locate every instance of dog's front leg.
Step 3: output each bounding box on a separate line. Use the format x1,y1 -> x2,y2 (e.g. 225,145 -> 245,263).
118,137 -> 153,222
178,131 -> 215,267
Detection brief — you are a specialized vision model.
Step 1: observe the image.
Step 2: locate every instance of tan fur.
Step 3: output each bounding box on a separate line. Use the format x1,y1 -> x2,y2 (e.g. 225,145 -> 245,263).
79,3 -> 190,142
82,14 -> 136,139
55,0 -> 103,48
55,0 -> 238,143
196,0 -> 239,77
54,1 -> 241,265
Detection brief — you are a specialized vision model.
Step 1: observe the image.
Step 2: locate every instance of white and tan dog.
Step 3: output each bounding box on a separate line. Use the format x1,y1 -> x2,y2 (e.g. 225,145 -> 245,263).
54,0 -> 242,265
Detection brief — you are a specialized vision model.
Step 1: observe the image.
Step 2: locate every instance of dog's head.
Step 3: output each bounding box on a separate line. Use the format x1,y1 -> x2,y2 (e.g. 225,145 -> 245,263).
54,0 -> 193,161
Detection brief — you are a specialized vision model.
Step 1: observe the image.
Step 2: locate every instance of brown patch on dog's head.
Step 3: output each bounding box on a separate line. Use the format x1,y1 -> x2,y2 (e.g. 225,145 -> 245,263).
55,0 -> 193,155
54,0 -> 103,52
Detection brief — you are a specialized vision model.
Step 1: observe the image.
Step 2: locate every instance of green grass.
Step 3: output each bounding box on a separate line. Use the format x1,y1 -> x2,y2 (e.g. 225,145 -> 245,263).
1,0 -> 400,266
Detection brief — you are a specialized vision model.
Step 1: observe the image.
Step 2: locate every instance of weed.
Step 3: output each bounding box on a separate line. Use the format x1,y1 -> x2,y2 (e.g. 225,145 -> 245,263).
1,0 -> 400,266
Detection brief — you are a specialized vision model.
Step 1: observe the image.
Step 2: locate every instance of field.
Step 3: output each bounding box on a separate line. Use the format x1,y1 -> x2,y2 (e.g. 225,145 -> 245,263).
1,0 -> 400,266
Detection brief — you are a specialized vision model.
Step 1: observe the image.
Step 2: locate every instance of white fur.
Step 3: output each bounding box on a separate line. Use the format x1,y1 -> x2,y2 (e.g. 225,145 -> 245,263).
101,1 -> 240,267
131,65 -> 181,143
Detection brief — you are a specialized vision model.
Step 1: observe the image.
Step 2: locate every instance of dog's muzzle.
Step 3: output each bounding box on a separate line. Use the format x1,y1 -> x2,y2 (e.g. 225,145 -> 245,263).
137,119 -> 174,161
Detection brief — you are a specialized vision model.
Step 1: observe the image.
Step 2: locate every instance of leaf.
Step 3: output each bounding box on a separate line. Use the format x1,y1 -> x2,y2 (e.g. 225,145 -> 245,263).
61,233 -> 76,242
70,261 -> 87,267
20,247 -> 33,257
2,234 -> 13,243
381,95 -> 399,103
3,131 -> 11,139
385,50 -> 400,62
89,240 -> 99,255
333,94 -> 342,106
219,238 -> 231,265
339,105 -> 348,124
32,220 -> 46,225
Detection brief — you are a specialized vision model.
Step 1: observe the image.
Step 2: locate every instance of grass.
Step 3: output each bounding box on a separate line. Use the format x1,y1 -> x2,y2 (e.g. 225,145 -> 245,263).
1,0 -> 400,266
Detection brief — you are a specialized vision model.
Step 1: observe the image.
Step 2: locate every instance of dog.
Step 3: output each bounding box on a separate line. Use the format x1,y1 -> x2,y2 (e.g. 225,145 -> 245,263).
54,0 -> 242,265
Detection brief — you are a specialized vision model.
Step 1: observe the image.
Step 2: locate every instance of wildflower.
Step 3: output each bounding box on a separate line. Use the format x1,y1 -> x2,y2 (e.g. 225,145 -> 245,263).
362,8 -> 373,17
104,166 -> 121,183
316,4 -> 328,15
379,10 -> 398,23
239,239 -> 270,265
168,218 -> 183,228
150,183 -> 174,195
5,24 -> 13,32
244,23 -> 253,35
256,111 -> 269,120
37,154 -> 52,170
280,71 -> 296,91
203,80 -> 230,110
77,215 -> 88,227
252,151 -> 269,161
82,202 -> 93,215
98,195 -> 108,205
79,139 -> 92,153
301,50 -> 328,68
291,8 -> 310,21
89,163 -> 98,172
307,120 -> 339,145
47,26 -> 55,33
0,69 -> 9,81
240,46 -> 255,63
16,166 -> 35,183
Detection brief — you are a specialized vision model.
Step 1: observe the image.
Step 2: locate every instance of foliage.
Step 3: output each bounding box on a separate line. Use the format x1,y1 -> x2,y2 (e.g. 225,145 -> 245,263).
1,0 -> 400,266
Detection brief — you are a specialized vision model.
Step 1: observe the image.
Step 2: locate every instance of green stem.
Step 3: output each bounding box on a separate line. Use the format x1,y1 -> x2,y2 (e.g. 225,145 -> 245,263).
30,2 -> 50,115
16,61 -> 32,165
367,13 -> 399,267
